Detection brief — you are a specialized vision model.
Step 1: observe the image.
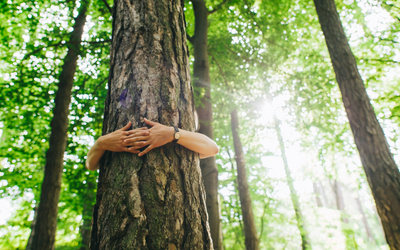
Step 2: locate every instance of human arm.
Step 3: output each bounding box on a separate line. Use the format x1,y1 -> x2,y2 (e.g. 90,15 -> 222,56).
85,122 -> 149,170
124,118 -> 219,159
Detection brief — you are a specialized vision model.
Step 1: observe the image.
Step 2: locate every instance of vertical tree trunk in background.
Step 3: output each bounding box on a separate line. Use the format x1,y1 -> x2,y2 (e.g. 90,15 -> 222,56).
191,0 -> 222,248
272,110 -> 311,250
314,0 -> 400,248
230,109 -> 259,250
25,206 -> 38,250
89,0 -> 212,248
30,1 -> 89,249
80,177 -> 96,250
333,180 -> 347,222
355,196 -> 375,243
313,182 -> 323,207
332,180 -> 357,249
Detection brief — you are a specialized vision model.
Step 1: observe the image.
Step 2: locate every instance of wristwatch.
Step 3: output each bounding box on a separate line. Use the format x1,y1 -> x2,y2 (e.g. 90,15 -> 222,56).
172,126 -> 181,142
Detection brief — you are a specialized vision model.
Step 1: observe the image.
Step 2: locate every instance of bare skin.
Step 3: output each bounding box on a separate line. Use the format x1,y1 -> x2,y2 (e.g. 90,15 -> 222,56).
86,118 -> 219,170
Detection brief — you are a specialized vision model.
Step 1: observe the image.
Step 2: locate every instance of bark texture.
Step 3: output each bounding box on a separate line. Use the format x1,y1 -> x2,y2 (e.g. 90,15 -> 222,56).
30,1 -> 89,249
230,109 -> 259,250
191,0 -> 222,248
89,0 -> 213,249
314,0 -> 400,248
273,111 -> 311,250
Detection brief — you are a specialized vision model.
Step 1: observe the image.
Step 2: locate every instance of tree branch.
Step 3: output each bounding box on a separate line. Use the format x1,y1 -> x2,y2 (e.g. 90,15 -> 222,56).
187,33 -> 194,44
23,39 -> 112,61
100,0 -> 112,15
23,41 -> 64,60
208,0 -> 229,15
209,51 -> 231,91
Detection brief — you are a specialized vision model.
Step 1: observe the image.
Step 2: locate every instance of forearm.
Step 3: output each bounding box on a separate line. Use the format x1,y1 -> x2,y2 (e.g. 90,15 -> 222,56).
177,129 -> 219,159
86,138 -> 105,171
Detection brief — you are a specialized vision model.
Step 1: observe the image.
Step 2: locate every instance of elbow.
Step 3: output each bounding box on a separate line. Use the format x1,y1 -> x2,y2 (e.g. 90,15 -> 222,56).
200,143 -> 219,159
212,144 -> 219,156
85,159 -> 99,171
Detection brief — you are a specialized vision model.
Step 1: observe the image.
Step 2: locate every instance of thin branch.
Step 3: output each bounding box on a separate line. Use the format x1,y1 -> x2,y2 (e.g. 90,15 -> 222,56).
23,38 -> 111,61
361,58 -> 399,64
209,52 -> 231,91
241,0 -> 285,49
187,33 -> 194,44
101,0 -> 112,15
258,197 -> 272,241
23,41 -> 64,60
208,0 -> 229,15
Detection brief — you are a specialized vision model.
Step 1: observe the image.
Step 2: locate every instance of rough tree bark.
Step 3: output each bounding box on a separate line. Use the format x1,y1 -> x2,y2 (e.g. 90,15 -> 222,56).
272,109 -> 311,250
190,0 -> 222,248
230,109 -> 259,250
314,0 -> 400,248
89,0 -> 213,249
30,1 -> 89,249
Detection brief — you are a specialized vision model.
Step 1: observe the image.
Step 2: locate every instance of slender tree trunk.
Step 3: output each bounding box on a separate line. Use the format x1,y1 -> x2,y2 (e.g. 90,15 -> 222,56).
272,109 -> 311,250
190,0 -> 222,248
26,206 -> 38,250
80,177 -> 96,250
333,180 -> 347,222
89,0 -> 213,248
313,182 -> 323,207
230,109 -> 259,250
355,196 -> 375,243
332,180 -> 358,249
314,0 -> 400,248
30,1 -> 89,249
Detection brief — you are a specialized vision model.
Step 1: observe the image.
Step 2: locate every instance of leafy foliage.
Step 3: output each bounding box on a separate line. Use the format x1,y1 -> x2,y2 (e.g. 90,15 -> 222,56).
1,0 -> 399,248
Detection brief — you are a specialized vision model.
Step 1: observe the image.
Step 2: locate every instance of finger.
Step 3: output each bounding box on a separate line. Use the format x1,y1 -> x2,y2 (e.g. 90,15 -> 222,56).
124,140 -> 150,149
144,118 -> 158,127
138,145 -> 153,156
120,121 -> 132,131
124,136 -> 150,145
124,128 -> 149,136
127,148 -> 140,154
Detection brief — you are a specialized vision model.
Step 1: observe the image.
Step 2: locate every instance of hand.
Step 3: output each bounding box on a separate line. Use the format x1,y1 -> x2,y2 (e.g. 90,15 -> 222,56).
126,118 -> 174,156
99,121 -> 149,153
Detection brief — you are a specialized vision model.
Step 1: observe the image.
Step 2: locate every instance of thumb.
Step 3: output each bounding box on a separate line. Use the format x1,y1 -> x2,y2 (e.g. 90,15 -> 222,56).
144,118 -> 158,127
120,121 -> 132,131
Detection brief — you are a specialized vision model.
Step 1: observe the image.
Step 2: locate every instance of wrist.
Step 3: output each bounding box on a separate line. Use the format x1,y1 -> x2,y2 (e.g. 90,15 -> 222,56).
96,136 -> 106,150
168,126 -> 175,142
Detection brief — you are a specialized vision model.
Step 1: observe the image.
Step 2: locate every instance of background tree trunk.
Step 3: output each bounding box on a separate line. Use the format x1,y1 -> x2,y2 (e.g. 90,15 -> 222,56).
89,0 -> 213,248
80,177 -> 96,250
272,109 -> 311,250
190,0 -> 222,248
314,0 -> 400,248
230,109 -> 259,250
30,1 -> 89,249
25,206 -> 38,250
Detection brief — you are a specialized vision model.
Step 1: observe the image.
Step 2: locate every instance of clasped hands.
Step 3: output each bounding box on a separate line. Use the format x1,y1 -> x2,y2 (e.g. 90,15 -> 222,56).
99,118 -> 174,157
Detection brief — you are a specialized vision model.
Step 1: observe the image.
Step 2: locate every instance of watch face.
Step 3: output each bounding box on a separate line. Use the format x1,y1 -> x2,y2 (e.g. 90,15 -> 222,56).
174,132 -> 181,140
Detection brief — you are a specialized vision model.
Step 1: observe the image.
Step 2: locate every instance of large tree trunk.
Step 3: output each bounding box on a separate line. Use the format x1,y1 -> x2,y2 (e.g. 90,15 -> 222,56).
30,1 -> 89,249
190,0 -> 222,248
272,110 -> 311,250
230,109 -> 259,250
89,0 -> 213,248
314,0 -> 400,248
